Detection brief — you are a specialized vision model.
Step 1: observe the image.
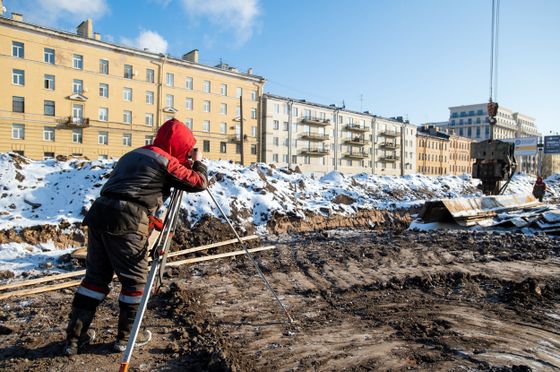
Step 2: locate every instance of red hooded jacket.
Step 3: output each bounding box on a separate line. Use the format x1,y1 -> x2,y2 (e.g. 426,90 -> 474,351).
84,119 -> 207,234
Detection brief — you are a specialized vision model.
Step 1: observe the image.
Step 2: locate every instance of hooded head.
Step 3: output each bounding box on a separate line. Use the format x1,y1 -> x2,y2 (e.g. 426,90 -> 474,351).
537,176 -> 543,183
153,119 -> 196,164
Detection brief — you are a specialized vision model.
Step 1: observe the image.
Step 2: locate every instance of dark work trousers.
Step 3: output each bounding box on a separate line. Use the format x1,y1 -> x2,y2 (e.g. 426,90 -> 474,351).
76,226 -> 149,305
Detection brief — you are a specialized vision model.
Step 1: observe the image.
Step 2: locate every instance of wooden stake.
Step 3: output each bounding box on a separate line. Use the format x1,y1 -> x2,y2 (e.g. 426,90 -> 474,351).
166,245 -> 275,267
0,279 -> 83,300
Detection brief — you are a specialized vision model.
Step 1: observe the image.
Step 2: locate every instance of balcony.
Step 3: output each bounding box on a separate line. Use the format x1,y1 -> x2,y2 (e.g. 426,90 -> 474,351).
379,130 -> 400,137
344,124 -> 369,132
379,141 -> 400,149
342,151 -> 368,159
299,147 -> 330,156
380,155 -> 400,162
344,137 -> 369,146
61,116 -> 90,128
229,134 -> 248,143
301,117 -> 331,126
300,132 -> 330,141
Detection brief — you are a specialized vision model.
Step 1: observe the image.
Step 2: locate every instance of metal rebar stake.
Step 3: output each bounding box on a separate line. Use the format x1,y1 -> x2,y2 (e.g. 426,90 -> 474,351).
206,189 -> 294,323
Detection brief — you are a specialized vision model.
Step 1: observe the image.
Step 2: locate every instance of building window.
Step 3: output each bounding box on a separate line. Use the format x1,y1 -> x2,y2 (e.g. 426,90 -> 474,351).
185,77 -> 193,90
203,80 -> 211,93
282,154 -> 289,163
185,98 -> 193,110
145,135 -> 154,145
99,59 -> 109,74
12,69 -> 24,85
273,137 -> 279,146
145,113 -> 154,126
43,127 -> 55,141
273,104 -> 280,114
293,107 -> 299,117
236,106 -> 241,117
44,152 -> 55,160
98,131 -> 108,145
184,118 -> 193,129
251,126 -> 257,137
203,140 -> 210,152
220,103 -> 227,115
220,142 -> 227,153
146,68 -> 154,83
123,87 -> 132,101
273,120 -> 279,130
12,124 -> 25,139
303,109 -> 311,118
146,91 -> 154,105
12,41 -> 24,58
72,128 -> 83,144
123,110 -> 132,124
99,83 -> 108,97
44,100 -> 55,116
124,64 -> 133,79
166,72 -> 174,87
203,100 -> 211,112
123,133 -> 132,147
44,74 -> 55,90
236,87 -> 243,98
251,90 -> 257,101
202,120 -> 210,132
272,154 -> 279,162
236,144 -> 241,154
72,104 -> 83,121
219,122 -> 227,133
12,96 -> 24,113
73,54 -> 83,69
44,48 -> 55,64
166,94 -> 174,108
73,79 -> 83,94
220,83 -> 227,96
250,108 -> 257,119
99,107 -> 108,121
251,144 -> 257,155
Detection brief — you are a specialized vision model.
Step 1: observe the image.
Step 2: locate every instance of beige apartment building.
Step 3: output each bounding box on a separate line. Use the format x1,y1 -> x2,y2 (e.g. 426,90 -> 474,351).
0,13 -> 264,162
416,126 -> 450,176
261,94 -> 416,177
448,134 -> 474,175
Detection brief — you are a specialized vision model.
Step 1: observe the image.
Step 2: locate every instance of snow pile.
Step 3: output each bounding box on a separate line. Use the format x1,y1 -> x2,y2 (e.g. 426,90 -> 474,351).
0,153 -> 557,232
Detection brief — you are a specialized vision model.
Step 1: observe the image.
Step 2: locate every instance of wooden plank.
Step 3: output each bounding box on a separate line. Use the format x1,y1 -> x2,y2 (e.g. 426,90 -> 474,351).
0,279 -> 83,300
0,235 -> 259,292
166,235 -> 259,258
166,245 -> 276,267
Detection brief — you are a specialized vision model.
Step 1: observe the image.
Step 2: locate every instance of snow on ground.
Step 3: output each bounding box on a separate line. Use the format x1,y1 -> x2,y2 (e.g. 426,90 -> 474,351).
0,152 -> 558,276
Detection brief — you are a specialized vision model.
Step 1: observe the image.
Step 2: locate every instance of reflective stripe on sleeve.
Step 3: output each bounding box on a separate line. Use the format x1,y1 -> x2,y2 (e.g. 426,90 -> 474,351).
119,293 -> 143,304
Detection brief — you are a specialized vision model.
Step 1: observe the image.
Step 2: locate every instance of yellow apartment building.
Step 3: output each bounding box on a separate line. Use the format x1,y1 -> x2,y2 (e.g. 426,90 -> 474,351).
416,126 -> 449,176
0,13 -> 264,162
448,134 -> 474,175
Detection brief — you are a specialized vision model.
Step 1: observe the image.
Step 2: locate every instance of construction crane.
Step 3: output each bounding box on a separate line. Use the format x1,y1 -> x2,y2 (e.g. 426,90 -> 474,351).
470,0 -> 517,195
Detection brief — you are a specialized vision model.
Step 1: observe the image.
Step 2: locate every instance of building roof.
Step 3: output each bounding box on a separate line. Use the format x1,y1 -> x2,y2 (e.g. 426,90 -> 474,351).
0,15 -> 265,83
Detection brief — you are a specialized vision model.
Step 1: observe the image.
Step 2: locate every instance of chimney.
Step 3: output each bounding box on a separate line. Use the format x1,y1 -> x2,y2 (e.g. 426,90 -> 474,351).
77,19 -> 93,38
247,67 -> 253,75
11,12 -> 23,21
93,32 -> 101,41
182,49 -> 199,63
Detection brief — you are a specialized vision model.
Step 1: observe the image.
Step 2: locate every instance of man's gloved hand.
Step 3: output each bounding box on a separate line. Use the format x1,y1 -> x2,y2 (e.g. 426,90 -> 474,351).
148,215 -> 163,232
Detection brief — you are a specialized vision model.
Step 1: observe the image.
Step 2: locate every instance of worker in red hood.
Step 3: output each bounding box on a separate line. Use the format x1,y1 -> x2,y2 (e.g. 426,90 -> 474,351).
533,176 -> 547,202
64,119 -> 207,355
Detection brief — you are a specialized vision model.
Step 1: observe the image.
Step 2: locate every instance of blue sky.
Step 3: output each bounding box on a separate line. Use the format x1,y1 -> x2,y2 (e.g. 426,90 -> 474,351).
10,0 -> 559,135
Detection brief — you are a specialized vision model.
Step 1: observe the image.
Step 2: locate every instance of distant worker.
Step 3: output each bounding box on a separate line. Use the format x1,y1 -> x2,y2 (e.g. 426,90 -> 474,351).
64,119 -> 208,355
532,176 -> 547,202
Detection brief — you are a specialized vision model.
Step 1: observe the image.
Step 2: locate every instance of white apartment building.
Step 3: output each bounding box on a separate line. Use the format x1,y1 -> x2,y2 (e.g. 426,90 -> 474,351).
261,94 -> 416,177
435,103 -> 541,174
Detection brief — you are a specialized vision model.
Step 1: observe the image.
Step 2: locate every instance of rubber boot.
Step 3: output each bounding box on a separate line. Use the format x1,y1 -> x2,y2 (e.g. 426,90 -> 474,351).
64,307 -> 97,356
113,302 -> 152,352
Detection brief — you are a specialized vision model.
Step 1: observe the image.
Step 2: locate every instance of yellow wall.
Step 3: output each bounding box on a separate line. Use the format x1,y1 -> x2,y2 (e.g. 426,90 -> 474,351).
416,135 -> 448,175
448,135 -> 473,175
0,18 -> 264,162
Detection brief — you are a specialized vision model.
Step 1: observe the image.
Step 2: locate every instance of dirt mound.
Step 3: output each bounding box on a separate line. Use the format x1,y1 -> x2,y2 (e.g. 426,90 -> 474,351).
0,222 -> 85,247
157,281 -> 254,371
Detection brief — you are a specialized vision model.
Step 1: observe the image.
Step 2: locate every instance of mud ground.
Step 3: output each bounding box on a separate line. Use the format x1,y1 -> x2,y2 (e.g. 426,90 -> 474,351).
1,227 -> 559,371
